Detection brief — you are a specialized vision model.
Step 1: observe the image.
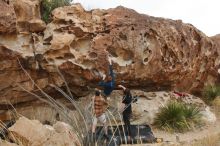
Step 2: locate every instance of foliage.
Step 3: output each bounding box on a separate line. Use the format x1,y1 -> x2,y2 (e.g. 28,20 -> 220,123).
202,85 -> 220,104
41,0 -> 73,23
183,104 -> 201,126
154,101 -> 201,132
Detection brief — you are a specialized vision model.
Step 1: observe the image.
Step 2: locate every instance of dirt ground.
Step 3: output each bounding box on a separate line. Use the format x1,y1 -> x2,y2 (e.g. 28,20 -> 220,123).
122,105 -> 220,146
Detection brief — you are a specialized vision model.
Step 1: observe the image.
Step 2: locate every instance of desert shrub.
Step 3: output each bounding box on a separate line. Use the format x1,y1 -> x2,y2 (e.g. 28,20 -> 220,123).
154,101 -> 201,132
202,85 -> 220,104
183,104 -> 201,126
41,0 -> 73,23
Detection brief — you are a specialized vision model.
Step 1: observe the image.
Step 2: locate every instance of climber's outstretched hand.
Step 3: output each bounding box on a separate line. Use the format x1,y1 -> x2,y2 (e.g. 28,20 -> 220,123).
118,84 -> 126,90
108,55 -> 112,65
102,74 -> 106,80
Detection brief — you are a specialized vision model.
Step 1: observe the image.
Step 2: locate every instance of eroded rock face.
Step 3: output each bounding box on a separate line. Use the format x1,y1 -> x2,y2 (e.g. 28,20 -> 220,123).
0,0 -> 16,34
12,0 -> 46,32
0,4 -> 220,115
42,5 -> 220,94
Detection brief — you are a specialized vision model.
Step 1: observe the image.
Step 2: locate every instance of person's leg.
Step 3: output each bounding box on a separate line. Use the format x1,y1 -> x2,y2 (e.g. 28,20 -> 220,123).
123,113 -> 128,134
92,116 -> 97,134
126,114 -> 132,138
123,113 -> 132,141
99,114 -> 108,140
91,116 -> 98,143
99,114 -> 108,134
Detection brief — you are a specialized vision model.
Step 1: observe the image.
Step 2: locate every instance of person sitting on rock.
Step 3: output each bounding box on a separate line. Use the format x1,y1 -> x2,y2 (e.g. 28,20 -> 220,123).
98,56 -> 115,99
91,89 -> 109,140
118,84 -> 133,143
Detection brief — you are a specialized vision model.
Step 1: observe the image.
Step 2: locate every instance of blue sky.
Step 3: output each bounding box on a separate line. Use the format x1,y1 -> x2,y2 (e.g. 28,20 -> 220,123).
73,0 -> 220,36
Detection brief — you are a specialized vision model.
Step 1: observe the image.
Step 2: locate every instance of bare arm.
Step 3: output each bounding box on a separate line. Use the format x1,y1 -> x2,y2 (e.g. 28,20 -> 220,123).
108,55 -> 112,65
118,84 -> 126,91
102,74 -> 106,80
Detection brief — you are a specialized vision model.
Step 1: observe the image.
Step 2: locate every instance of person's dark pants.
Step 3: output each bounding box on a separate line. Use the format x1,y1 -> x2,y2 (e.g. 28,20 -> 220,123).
123,112 -> 132,138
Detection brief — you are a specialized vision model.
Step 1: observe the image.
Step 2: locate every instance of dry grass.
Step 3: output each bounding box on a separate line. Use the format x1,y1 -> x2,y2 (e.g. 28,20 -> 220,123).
212,98 -> 220,118
202,85 -> 220,105
121,134 -> 220,146
189,134 -> 220,146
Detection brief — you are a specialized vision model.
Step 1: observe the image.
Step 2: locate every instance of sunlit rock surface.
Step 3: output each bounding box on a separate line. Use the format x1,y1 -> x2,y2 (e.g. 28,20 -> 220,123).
8,117 -> 79,146
12,0 -> 46,32
0,139 -> 19,146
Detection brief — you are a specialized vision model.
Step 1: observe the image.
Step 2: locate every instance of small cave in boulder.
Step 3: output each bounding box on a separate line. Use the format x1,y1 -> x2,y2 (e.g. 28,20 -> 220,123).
64,53 -> 75,59
89,52 -> 98,59
144,57 -> 148,63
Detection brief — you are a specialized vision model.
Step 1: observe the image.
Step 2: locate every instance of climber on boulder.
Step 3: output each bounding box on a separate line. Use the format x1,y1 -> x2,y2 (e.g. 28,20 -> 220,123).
98,56 -> 115,99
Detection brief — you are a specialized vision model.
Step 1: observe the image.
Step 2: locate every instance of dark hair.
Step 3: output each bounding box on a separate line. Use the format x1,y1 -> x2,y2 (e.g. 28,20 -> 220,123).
124,88 -> 131,96
95,90 -> 101,96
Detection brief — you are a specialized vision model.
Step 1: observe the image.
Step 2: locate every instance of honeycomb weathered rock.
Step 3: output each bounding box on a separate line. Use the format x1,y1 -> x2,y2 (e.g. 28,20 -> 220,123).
0,4 -> 219,115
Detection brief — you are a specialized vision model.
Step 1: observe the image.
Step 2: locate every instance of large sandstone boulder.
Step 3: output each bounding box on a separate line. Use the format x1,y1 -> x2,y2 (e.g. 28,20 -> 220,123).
9,117 -> 54,146
0,4 -> 220,118
0,0 -> 17,33
8,116 -> 79,146
102,90 -> 215,124
45,5 -> 219,95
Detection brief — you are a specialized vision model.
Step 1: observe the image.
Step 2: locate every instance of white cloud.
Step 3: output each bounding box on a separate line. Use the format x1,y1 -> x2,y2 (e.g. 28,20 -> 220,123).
73,0 -> 220,36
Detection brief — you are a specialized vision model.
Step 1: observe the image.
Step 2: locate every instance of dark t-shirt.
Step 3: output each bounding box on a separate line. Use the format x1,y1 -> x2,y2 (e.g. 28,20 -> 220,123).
122,93 -> 132,114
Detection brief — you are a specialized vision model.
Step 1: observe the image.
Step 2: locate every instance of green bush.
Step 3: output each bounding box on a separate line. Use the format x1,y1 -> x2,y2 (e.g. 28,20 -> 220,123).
41,0 -> 73,23
154,101 -> 201,132
202,85 -> 220,104
183,104 -> 201,126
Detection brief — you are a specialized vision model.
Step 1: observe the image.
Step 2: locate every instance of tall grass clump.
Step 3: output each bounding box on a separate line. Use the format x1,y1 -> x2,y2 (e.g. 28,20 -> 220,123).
154,101 -> 201,132
202,85 -> 220,104
41,0 -> 73,23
